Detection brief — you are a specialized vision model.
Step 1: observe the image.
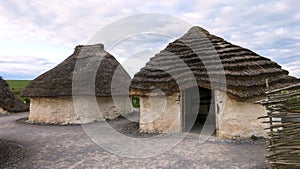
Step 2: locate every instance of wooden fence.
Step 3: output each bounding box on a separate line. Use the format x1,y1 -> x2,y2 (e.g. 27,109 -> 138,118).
258,83 -> 300,168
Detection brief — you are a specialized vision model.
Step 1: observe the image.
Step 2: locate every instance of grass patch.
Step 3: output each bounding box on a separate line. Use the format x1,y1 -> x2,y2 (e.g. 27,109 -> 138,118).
132,96 -> 140,108
6,80 -> 31,89
5,80 -> 31,105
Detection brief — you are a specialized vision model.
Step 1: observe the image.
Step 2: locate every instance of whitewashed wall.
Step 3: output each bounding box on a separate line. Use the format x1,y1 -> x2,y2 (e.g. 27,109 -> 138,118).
29,96 -> 132,124
139,90 -> 268,139
215,90 -> 268,138
0,107 -> 9,114
139,94 -> 181,132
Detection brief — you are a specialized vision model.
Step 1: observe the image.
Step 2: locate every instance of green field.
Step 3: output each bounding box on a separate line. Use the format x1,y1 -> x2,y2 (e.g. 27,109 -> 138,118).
6,80 -> 31,105
6,80 -> 31,90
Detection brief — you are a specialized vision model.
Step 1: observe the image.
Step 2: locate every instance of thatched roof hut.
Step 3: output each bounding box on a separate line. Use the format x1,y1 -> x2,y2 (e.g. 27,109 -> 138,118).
130,26 -> 297,100
130,26 -> 298,138
0,77 -> 28,114
22,44 -> 132,124
22,44 -> 130,98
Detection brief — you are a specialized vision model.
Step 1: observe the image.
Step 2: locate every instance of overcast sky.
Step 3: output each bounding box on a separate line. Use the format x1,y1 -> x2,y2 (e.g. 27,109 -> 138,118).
0,0 -> 299,79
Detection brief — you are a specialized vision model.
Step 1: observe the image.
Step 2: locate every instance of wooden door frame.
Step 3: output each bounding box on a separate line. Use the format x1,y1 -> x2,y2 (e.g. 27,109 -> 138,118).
181,86 -> 216,133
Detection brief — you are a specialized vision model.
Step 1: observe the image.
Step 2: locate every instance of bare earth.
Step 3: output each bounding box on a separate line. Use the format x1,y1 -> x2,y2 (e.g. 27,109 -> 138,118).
0,112 -> 268,169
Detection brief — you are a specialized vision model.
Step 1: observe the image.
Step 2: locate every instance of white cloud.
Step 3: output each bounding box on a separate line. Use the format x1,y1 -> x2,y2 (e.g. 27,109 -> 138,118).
108,33 -> 172,77
0,56 -> 55,79
0,0 -> 299,79
282,60 -> 300,78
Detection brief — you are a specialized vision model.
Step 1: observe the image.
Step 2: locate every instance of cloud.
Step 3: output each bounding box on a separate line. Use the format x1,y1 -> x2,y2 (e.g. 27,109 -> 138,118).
0,0 -> 299,79
0,56 -> 55,79
109,33 -> 173,77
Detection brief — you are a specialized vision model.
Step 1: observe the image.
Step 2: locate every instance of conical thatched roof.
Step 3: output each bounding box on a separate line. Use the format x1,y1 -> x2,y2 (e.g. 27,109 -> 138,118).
22,44 -> 131,97
0,77 -> 28,112
130,26 -> 297,100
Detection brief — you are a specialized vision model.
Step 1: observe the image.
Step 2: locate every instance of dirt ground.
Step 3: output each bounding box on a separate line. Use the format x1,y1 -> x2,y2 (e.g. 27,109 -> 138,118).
0,112 -> 268,169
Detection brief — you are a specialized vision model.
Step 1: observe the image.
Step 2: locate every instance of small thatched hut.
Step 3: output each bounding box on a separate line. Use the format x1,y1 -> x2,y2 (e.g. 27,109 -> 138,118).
22,44 -> 132,124
130,26 -> 298,138
0,77 -> 28,114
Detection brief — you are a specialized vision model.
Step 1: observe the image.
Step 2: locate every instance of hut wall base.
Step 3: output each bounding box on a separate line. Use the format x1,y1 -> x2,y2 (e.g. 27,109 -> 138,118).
216,91 -> 268,139
139,94 -> 181,133
0,107 -> 9,114
28,96 -> 131,124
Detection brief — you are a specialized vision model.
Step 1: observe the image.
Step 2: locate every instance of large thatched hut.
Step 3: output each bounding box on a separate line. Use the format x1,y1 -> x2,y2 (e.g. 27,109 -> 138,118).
130,26 -> 298,138
22,44 -> 132,124
0,77 -> 28,114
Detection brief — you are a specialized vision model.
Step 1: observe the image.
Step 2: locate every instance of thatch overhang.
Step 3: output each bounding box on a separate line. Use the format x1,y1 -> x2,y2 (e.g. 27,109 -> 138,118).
21,44 -> 131,97
0,77 -> 28,112
130,26 -> 297,100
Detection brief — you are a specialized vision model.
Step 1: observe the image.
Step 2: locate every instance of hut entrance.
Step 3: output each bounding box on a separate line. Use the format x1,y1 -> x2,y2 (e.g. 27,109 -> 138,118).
182,86 -> 216,133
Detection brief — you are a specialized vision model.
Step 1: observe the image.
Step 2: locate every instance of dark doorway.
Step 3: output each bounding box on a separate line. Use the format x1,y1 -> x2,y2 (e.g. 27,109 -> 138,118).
182,86 -> 215,133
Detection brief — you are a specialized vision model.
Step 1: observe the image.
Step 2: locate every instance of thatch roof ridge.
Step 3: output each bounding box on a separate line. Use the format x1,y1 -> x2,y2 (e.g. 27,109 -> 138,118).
0,77 -> 28,112
130,26 -> 298,100
21,44 -> 131,97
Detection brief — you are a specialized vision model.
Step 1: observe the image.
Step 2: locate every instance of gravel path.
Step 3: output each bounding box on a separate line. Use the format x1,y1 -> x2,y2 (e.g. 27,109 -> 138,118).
0,139 -> 26,168
0,112 -> 268,169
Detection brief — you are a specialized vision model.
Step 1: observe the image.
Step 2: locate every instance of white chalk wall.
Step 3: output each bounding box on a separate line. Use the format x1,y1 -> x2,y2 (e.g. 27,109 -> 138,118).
139,90 -> 268,139
139,94 -> 181,132
215,90 -> 268,138
0,107 -> 9,114
29,96 -> 132,124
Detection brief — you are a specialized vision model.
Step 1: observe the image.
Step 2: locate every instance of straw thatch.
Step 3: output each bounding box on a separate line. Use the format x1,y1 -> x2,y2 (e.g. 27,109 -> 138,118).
21,44 -> 131,97
130,26 -> 297,100
0,77 -> 28,112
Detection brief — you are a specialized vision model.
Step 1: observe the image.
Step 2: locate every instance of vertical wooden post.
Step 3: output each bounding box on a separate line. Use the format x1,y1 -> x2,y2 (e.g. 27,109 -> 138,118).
181,91 -> 185,132
266,79 -> 269,89
265,78 -> 275,168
